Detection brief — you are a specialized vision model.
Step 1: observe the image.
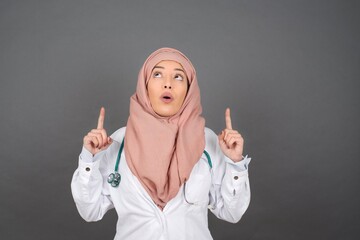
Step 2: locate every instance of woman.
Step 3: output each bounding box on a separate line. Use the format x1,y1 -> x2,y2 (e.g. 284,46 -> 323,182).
71,47 -> 251,240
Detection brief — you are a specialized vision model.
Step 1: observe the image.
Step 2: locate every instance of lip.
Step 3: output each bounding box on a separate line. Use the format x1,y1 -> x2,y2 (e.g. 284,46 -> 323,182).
160,92 -> 174,103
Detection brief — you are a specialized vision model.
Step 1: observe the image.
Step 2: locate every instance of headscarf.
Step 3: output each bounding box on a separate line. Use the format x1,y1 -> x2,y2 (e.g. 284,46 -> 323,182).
124,47 -> 205,209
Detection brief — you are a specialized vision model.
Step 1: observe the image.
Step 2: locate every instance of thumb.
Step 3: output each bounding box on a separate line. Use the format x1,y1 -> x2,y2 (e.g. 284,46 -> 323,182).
218,131 -> 226,146
106,137 -> 113,146
101,137 -> 113,149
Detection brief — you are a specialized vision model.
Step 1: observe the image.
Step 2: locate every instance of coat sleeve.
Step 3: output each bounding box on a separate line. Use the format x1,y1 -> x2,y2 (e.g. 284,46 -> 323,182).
70,146 -> 114,222
205,128 -> 251,223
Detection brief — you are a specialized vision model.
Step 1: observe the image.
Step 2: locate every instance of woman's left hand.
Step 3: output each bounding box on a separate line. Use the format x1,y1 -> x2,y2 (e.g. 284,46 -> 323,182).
218,108 -> 244,162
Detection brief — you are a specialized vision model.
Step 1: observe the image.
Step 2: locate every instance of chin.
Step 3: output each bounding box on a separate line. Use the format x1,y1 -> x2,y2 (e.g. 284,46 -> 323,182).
155,108 -> 177,117
157,112 -> 175,117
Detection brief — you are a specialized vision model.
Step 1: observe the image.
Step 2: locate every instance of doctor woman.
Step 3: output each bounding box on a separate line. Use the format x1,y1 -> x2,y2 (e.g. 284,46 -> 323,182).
71,47 -> 251,240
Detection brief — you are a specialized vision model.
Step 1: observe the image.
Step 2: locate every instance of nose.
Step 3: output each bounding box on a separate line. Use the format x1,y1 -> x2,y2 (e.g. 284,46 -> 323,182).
163,77 -> 172,89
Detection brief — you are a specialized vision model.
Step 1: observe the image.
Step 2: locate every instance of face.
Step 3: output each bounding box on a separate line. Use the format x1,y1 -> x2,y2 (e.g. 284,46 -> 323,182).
147,60 -> 189,117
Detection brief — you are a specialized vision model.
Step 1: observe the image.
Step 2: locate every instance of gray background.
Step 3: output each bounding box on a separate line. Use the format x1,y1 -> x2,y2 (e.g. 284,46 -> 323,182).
0,0 -> 359,239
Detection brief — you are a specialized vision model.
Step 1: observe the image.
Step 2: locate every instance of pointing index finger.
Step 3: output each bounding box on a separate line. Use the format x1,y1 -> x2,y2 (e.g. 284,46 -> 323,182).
225,108 -> 233,130
97,107 -> 105,129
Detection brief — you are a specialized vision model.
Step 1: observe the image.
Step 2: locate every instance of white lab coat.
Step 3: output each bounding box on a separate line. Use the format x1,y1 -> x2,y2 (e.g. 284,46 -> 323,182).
71,127 -> 251,240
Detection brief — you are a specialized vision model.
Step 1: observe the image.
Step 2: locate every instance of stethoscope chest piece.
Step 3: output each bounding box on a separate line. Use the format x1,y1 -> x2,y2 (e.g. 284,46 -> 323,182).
108,172 -> 121,187
108,138 -> 125,188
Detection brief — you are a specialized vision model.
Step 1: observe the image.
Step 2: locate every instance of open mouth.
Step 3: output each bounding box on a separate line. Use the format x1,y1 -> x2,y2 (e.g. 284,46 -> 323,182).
161,92 -> 173,103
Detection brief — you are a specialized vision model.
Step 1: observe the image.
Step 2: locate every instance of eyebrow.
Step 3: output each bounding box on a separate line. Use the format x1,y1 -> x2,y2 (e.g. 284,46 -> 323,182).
153,66 -> 164,69
153,66 -> 185,73
174,68 -> 185,73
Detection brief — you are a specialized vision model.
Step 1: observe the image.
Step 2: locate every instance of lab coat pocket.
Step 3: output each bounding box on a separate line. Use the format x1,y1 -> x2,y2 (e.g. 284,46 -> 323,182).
184,172 -> 211,206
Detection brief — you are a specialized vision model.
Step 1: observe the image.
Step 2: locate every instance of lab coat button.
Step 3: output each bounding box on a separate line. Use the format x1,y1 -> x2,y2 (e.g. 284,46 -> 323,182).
85,167 -> 90,172
234,176 -> 239,180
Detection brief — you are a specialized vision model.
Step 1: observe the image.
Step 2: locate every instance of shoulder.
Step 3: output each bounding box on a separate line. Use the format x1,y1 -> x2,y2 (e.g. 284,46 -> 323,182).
110,127 -> 126,143
204,127 -> 218,153
203,127 -> 224,170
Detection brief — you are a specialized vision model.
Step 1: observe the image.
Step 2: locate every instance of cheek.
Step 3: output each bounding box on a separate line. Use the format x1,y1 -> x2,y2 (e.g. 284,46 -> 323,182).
147,79 -> 158,99
147,86 -> 154,99
177,83 -> 188,103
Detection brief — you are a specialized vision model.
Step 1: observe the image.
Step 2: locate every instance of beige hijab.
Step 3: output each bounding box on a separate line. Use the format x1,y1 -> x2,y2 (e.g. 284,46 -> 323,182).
124,47 -> 205,209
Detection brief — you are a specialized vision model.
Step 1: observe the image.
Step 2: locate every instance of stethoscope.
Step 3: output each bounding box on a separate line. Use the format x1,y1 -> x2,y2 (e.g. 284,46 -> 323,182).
107,138 -> 125,187
107,138 -> 213,205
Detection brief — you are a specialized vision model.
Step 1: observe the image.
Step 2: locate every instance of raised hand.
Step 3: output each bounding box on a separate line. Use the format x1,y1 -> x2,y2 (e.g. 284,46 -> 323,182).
218,108 -> 244,162
83,107 -> 112,155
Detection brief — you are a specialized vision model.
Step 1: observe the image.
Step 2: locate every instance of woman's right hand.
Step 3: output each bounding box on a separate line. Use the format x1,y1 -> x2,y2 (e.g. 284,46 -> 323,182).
83,107 -> 112,156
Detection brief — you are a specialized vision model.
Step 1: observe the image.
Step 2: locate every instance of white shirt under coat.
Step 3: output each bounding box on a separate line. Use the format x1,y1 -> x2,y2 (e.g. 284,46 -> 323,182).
71,127 -> 251,240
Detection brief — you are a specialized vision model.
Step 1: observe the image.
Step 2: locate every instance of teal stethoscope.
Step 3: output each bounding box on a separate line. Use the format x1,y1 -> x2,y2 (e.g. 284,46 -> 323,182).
107,139 -> 125,187
107,138 -> 213,190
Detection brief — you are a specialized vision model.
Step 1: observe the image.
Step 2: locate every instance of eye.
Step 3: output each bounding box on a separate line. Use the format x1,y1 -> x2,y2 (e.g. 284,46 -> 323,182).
153,72 -> 162,78
174,74 -> 184,81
